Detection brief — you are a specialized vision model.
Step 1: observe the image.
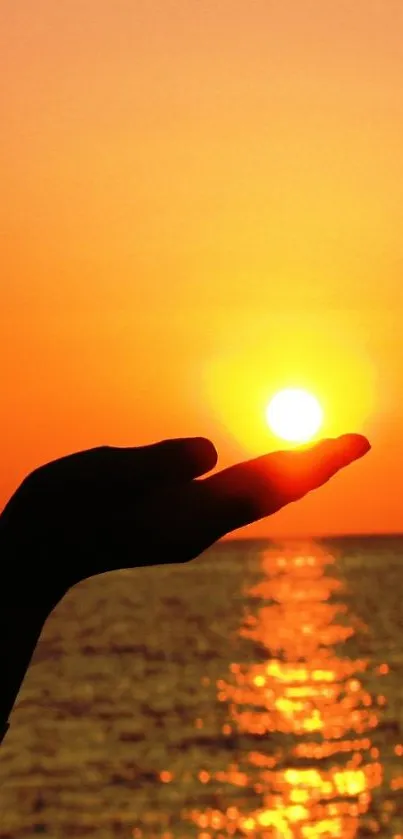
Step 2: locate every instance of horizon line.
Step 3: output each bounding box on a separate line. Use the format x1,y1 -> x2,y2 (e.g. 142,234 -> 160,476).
222,531 -> 403,542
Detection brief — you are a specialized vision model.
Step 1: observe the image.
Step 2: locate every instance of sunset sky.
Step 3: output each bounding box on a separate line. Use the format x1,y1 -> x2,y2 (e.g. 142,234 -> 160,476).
1,1 -> 403,538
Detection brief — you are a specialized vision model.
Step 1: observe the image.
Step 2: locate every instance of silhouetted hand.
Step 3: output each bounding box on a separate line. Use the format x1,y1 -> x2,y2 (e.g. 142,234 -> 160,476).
0,434 -> 370,615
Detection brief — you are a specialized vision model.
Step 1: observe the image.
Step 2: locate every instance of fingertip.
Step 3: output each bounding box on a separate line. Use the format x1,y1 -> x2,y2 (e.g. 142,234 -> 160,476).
326,435 -> 371,470
192,437 -> 218,472
297,436 -> 370,494
337,433 -> 371,456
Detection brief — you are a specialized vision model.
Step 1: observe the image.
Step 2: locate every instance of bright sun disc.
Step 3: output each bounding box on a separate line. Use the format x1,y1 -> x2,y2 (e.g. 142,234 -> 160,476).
266,388 -> 323,443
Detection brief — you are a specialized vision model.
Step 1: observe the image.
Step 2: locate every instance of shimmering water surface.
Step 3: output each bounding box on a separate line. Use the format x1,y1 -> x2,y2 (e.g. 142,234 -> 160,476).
2,537 -> 403,838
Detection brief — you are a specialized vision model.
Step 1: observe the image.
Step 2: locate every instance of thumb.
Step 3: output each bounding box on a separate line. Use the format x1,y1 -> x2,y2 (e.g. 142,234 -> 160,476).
130,434 -> 371,569
195,433 -> 371,541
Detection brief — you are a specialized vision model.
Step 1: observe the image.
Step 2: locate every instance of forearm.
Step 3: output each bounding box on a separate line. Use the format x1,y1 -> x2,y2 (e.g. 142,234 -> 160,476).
0,603 -> 48,740
0,514 -> 51,742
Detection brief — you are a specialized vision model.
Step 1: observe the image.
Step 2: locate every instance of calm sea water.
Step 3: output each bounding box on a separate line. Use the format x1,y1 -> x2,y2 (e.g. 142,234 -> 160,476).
2,537 -> 403,838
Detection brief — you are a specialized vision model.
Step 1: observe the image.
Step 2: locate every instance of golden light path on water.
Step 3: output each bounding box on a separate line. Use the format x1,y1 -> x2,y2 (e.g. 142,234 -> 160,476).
185,545 -> 384,838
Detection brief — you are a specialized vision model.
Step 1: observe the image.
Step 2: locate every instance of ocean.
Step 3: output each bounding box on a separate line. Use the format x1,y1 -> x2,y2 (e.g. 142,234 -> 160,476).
1,537 -> 403,838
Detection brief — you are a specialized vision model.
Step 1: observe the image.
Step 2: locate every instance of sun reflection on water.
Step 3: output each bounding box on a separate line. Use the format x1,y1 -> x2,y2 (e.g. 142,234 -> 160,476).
187,544 -> 383,837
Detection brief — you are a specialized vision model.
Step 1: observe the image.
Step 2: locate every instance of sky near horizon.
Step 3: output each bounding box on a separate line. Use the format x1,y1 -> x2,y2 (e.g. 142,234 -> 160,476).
1,1 -> 403,537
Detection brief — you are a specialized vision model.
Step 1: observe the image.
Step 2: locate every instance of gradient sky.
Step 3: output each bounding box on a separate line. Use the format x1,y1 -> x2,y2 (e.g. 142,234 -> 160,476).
1,1 -> 403,537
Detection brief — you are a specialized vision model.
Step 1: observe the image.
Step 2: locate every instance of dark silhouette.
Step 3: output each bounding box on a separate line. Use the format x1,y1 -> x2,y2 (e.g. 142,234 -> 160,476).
0,433 -> 370,744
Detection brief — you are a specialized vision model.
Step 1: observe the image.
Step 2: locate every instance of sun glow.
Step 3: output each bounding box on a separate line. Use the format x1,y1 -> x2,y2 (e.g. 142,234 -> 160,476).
266,388 -> 323,444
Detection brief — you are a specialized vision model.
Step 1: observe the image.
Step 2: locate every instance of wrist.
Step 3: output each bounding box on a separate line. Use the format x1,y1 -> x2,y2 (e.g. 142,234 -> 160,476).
0,516 -> 65,618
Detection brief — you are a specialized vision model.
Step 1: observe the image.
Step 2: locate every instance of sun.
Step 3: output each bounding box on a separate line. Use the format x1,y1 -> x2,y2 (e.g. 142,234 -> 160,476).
266,388 -> 324,444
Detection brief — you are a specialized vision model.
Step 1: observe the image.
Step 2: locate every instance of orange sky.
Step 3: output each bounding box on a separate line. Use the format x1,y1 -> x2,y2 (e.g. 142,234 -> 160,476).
1,1 -> 403,537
